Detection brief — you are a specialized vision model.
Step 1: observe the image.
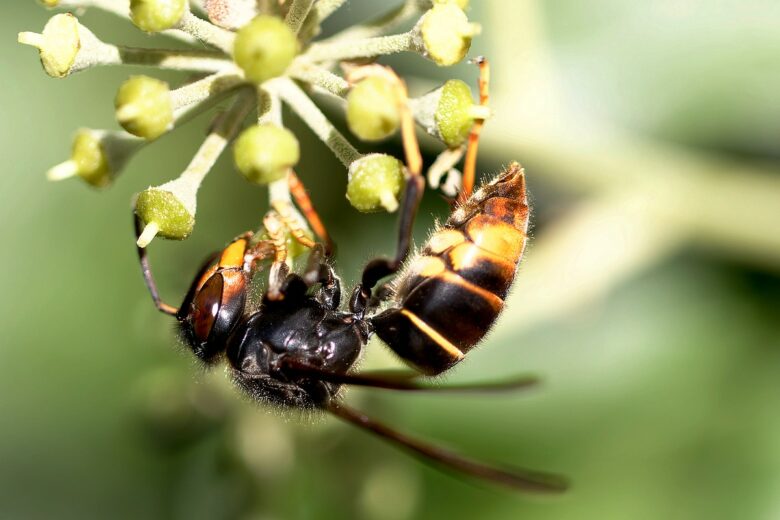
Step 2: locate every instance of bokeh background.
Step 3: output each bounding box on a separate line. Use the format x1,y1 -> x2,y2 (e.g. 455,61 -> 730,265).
2,1 -> 780,519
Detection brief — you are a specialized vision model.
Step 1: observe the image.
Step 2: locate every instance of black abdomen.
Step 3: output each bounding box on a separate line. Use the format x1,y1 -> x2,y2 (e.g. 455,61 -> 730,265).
372,163 -> 529,375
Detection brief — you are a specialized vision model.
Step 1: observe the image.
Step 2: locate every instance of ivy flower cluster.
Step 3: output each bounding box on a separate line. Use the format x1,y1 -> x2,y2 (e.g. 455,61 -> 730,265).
20,0 -> 489,250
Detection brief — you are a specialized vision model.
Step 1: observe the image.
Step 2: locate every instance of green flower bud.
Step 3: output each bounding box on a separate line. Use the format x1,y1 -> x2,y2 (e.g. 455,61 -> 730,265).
410,79 -> 491,147
233,16 -> 298,84
47,129 -> 143,188
130,0 -> 187,33
134,166 -> 206,245
233,124 -> 300,185
135,186 -> 195,245
18,13 -> 80,78
347,154 -> 404,213
346,76 -> 401,142
414,3 -> 479,66
19,13 -> 113,78
115,76 -> 174,141
40,0 -> 61,7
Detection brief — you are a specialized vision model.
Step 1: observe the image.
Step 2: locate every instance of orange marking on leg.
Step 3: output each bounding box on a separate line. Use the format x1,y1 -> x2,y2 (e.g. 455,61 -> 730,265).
288,171 -> 333,254
458,57 -> 490,205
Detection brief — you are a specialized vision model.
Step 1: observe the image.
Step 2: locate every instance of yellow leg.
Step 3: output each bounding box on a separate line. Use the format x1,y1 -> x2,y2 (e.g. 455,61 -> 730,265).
264,211 -> 299,301
272,200 -> 316,249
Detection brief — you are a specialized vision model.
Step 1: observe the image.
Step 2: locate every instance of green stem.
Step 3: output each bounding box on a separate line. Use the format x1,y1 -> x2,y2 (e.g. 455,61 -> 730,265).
170,73 -> 246,110
116,47 -> 237,73
285,0 -> 316,34
174,10 -> 235,53
303,32 -> 417,63
287,62 -> 350,97
257,86 -> 282,125
270,78 -> 361,167
177,89 -> 256,190
322,0 -> 424,42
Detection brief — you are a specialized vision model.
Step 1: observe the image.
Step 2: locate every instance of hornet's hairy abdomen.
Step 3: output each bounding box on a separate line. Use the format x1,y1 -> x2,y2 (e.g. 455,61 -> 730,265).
372,162 -> 529,375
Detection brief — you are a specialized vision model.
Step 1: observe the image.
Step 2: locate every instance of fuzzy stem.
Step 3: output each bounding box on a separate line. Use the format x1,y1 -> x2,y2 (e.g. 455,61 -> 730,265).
178,90 -> 256,189
167,74 -> 247,131
255,86 -> 307,245
313,0 -> 347,21
116,47 -> 237,73
257,86 -> 282,125
323,0 -> 424,42
299,0 -> 345,40
174,10 -> 235,53
170,73 -> 245,111
303,32 -> 417,63
287,62 -> 350,97
285,0 -> 315,34
269,178 -> 292,204
270,78 -> 361,167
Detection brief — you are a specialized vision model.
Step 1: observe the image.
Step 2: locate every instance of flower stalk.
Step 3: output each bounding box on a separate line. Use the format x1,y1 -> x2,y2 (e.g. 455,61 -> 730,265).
135,89 -> 255,247
284,0 -> 315,34
25,0 -> 492,242
270,78 -> 361,167
175,10 -> 236,52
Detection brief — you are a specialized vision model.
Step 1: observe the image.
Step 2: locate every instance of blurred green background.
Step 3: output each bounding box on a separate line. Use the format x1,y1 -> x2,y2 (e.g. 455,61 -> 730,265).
2,1 -> 780,519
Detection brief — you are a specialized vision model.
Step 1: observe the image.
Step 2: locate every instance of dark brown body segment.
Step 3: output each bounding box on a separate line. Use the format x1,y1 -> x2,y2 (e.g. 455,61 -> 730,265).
179,238 -> 250,360
373,163 -> 530,375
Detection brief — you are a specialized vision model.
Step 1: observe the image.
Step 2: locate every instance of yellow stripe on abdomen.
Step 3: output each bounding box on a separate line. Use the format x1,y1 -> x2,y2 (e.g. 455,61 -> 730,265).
400,309 -> 465,360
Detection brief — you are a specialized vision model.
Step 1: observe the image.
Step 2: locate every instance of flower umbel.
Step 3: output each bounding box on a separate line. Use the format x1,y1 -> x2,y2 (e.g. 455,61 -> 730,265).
21,0 -> 491,247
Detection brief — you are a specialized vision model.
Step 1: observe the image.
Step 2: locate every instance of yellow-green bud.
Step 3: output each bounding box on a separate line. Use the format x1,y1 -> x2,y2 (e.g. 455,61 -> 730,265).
19,14 -> 114,78
411,79 -> 490,147
40,0 -> 60,7
18,13 -> 80,78
346,77 -> 401,142
415,3 -> 479,66
115,76 -> 174,141
130,0 -> 188,33
347,154 -> 404,213
233,16 -> 298,84
47,129 -> 142,188
233,124 -> 300,185
135,188 -> 195,243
